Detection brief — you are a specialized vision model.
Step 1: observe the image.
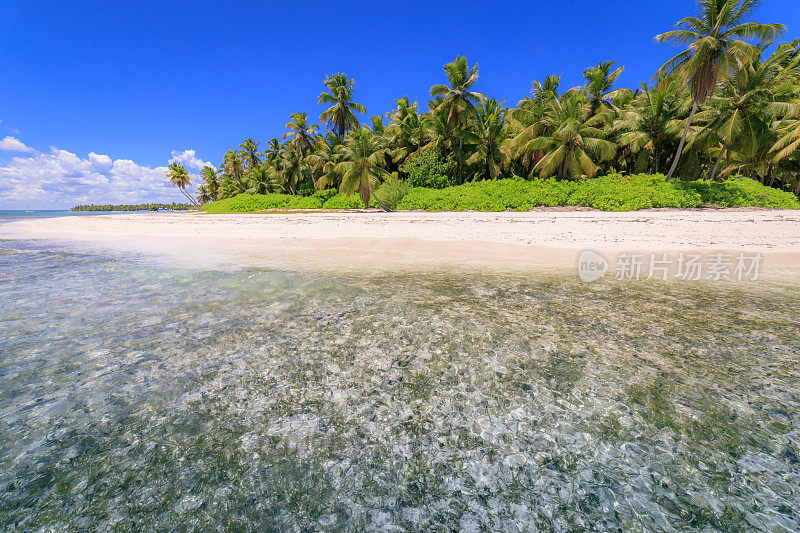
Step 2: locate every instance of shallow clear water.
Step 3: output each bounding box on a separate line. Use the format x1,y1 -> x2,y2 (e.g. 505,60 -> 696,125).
1,237 -> 799,531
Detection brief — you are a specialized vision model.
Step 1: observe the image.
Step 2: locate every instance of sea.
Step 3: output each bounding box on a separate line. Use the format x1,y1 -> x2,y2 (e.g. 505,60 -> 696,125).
0,210 -> 798,530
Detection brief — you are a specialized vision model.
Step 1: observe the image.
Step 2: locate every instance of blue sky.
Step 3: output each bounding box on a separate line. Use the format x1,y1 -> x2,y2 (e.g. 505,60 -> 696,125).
1,0 -> 797,209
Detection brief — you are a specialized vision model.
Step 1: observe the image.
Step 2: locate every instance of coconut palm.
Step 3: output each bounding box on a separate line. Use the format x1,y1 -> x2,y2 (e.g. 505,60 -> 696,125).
430,56 -> 487,182
466,99 -> 510,180
385,97 -> 427,167
239,138 -> 261,168
200,166 -> 220,201
614,78 -> 688,174
222,150 -> 246,192
318,73 -> 367,137
166,162 -> 199,207
277,147 -> 309,194
526,91 -> 616,179
699,45 -> 797,179
583,61 -> 627,117
335,128 -> 392,211
307,133 -> 345,190
283,112 -> 319,157
655,0 -> 785,178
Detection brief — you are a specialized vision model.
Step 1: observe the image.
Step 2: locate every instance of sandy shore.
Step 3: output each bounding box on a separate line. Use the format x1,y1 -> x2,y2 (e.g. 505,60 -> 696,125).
5,209 -> 800,272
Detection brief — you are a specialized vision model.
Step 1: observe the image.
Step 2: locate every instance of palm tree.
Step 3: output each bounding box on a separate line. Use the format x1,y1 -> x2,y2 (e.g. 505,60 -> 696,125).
526,91 -> 616,179
335,128 -> 392,211
201,166 -> 220,200
277,147 -> 309,194
222,150 -> 246,192
318,73 -> 367,137
166,162 -> 199,207
698,45 -> 797,179
239,138 -> 261,168
466,99 -> 510,180
283,112 -> 319,157
583,61 -> 627,117
385,97 -> 427,167
430,56 -> 487,182
655,0 -> 785,178
307,133 -> 345,190
614,78 -> 687,174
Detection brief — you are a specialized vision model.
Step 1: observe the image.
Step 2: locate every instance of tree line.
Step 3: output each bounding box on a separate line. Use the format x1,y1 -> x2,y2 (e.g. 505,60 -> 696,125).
167,0 -> 800,210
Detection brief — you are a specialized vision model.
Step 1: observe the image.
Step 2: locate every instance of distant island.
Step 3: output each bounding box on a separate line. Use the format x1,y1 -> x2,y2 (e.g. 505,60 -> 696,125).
72,202 -> 194,212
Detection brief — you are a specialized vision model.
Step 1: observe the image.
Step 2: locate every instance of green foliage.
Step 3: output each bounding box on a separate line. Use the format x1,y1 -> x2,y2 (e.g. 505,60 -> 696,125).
399,148 -> 456,189
566,173 -> 702,210
395,174 -> 800,211
204,191 -> 330,212
371,177 -> 410,209
321,194 -> 365,209
204,175 -> 800,213
677,177 -> 800,209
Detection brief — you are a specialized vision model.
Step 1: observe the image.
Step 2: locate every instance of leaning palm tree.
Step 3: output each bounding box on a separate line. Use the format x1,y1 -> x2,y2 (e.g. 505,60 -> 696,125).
239,138 -> 261,168
166,162 -> 199,207
335,128 -> 392,211
527,91 -> 616,179
283,112 -> 319,157
655,0 -> 785,178
318,73 -> 367,138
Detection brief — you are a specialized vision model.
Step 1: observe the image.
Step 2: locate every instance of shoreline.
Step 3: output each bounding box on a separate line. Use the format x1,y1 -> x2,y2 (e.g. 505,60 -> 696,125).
4,209 -> 800,272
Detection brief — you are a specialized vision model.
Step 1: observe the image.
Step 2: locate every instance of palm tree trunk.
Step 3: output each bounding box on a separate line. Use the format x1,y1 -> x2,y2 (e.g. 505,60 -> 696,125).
666,100 -> 698,180
371,192 -> 392,212
709,143 -> 729,181
181,187 -> 200,208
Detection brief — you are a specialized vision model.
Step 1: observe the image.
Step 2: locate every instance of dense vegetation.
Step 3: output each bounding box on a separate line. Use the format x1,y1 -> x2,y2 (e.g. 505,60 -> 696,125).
203,175 -> 800,213
72,202 -> 193,212
171,0 -> 800,212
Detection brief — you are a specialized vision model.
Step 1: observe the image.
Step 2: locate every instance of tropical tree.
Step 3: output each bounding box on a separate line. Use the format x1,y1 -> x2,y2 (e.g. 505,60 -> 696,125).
283,112 -> 319,157
239,138 -> 261,168
698,45 -> 797,179
222,150 -> 246,192
318,73 -> 367,137
466,99 -> 510,180
526,91 -> 616,179
655,0 -> 785,178
335,128 -> 392,211
277,147 -> 309,194
307,133 -> 345,190
583,60 -> 627,117
166,162 -> 199,207
614,78 -> 687,174
430,56 -> 487,182
200,166 -> 220,201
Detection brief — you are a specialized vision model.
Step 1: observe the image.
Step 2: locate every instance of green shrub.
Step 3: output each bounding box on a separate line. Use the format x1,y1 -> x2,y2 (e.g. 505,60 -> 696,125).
567,173 -> 703,210
371,177 -> 410,209
321,194 -> 366,209
204,175 -> 800,213
677,177 -> 800,209
400,148 -> 456,189
203,193 -> 324,213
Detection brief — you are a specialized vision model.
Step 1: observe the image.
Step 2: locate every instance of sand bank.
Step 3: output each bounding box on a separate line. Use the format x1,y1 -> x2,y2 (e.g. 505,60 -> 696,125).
5,209 -> 800,272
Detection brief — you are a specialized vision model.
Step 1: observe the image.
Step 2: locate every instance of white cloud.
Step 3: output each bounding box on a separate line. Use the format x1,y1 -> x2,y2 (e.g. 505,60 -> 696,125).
0,136 -> 34,153
169,149 -> 215,171
0,145 -> 210,209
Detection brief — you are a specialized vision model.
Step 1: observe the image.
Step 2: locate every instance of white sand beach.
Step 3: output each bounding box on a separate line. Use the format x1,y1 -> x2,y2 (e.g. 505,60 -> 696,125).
7,208 -> 800,272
